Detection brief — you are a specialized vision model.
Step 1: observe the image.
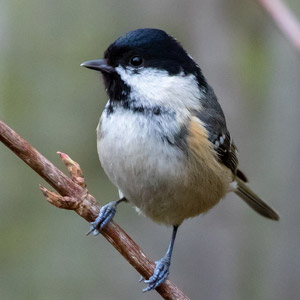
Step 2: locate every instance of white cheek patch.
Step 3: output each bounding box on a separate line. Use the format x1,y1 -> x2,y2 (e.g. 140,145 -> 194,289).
115,66 -> 203,112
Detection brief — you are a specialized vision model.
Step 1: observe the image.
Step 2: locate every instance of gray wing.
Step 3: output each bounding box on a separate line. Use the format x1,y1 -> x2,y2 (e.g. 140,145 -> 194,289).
198,87 -> 279,219
197,85 -> 245,180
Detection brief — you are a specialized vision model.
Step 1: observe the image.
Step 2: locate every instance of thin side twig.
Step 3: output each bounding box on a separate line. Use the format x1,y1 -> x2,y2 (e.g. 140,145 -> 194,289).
257,0 -> 300,53
0,120 -> 190,300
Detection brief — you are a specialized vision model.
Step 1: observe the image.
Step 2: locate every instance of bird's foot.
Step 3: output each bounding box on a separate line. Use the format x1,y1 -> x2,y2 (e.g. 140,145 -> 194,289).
87,201 -> 118,235
142,256 -> 170,292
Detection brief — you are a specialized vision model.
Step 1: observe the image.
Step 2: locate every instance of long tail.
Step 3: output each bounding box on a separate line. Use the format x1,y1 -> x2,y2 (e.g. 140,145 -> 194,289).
234,177 -> 279,221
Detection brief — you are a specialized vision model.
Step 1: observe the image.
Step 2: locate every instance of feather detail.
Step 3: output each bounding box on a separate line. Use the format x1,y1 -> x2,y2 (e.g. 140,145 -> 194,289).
186,116 -> 233,195
234,178 -> 279,220
236,169 -> 248,182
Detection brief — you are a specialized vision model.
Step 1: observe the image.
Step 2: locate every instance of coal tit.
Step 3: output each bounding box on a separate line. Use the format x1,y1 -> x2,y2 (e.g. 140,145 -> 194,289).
81,28 -> 279,292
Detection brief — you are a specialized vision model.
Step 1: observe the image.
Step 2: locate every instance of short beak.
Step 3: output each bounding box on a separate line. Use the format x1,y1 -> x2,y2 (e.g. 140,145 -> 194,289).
80,59 -> 114,73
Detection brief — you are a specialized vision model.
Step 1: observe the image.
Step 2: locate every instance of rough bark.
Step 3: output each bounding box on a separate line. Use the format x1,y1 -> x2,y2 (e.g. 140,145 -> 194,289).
0,120 -> 190,300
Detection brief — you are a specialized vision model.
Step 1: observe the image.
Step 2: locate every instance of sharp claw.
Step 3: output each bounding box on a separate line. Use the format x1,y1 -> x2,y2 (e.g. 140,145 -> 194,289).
139,276 -> 144,282
142,258 -> 170,292
87,201 -> 118,236
143,284 -> 154,293
86,226 -> 95,236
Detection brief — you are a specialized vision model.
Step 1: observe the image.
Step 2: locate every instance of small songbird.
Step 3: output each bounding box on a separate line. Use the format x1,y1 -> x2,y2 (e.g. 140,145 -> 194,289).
81,28 -> 279,292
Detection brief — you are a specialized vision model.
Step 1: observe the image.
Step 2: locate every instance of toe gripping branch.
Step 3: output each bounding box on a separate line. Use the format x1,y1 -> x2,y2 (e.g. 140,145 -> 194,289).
87,197 -> 127,236
1,120 -> 189,299
40,152 -> 179,294
39,152 -> 176,293
142,225 -> 179,292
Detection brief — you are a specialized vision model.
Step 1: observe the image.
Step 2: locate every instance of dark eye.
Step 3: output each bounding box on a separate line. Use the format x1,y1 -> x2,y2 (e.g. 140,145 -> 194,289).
129,55 -> 144,67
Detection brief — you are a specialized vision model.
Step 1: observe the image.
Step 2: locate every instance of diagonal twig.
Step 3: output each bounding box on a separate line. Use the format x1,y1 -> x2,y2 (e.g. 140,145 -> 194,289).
257,0 -> 300,53
0,120 -> 190,300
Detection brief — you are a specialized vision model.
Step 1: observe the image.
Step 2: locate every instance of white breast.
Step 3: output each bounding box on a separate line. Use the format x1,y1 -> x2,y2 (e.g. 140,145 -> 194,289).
97,107 -> 188,208
97,106 -> 225,225
97,69 -> 227,225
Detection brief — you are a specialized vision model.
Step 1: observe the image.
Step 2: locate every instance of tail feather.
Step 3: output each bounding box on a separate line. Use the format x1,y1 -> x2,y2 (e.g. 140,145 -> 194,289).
236,169 -> 248,183
234,178 -> 279,221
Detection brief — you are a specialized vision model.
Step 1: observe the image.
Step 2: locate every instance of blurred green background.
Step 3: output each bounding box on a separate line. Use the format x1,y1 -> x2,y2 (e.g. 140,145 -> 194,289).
1,1 -> 300,299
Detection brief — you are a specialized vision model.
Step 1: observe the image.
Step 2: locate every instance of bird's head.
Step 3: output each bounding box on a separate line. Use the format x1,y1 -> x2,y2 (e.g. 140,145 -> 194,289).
81,28 -> 206,108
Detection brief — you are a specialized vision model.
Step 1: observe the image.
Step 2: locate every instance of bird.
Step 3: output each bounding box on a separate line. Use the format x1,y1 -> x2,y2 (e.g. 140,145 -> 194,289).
81,28 -> 279,292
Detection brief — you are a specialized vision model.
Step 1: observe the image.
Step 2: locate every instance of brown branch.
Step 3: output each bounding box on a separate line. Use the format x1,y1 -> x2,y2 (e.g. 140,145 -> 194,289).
257,0 -> 300,53
0,120 -> 190,300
